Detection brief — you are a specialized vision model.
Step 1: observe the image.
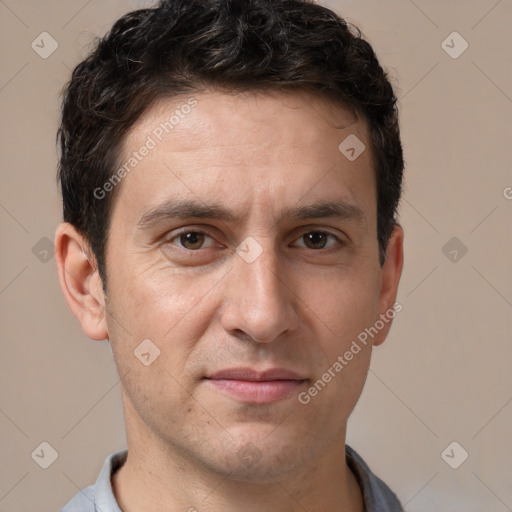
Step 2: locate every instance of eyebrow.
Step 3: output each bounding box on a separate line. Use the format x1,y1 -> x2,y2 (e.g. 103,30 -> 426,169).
136,198 -> 367,230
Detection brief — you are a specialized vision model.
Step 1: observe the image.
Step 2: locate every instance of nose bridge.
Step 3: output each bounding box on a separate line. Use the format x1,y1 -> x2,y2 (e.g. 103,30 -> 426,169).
239,238 -> 283,301
221,236 -> 298,342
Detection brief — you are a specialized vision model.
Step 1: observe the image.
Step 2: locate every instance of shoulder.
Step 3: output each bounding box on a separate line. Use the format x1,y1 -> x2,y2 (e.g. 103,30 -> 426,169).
58,449 -> 127,512
346,444 -> 404,512
59,485 -> 96,512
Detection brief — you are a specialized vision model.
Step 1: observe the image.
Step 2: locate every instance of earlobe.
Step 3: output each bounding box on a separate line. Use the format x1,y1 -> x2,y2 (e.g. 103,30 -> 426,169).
54,222 -> 109,341
373,224 -> 404,347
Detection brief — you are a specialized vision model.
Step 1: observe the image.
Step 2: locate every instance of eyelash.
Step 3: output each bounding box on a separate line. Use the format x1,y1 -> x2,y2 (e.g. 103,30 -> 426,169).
165,229 -> 343,252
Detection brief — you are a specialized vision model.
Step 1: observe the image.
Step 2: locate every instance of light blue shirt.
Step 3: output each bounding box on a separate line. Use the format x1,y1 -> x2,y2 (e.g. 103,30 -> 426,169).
60,445 -> 403,511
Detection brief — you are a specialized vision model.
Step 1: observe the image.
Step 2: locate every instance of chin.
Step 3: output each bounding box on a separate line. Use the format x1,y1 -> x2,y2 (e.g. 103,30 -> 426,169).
199,429 -> 308,482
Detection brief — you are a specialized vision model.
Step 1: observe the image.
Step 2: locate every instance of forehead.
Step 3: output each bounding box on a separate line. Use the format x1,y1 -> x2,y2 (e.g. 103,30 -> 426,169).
111,89 -> 375,230
127,89 -> 367,156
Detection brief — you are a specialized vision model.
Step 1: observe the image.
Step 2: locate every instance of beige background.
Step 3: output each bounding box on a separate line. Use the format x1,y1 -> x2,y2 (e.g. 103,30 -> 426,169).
1,0 -> 511,510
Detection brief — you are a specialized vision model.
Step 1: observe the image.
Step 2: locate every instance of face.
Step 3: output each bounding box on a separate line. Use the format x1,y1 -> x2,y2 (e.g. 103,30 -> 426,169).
91,90 -> 402,480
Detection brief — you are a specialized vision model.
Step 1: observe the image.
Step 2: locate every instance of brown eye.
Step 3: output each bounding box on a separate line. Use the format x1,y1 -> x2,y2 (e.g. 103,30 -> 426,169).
292,231 -> 341,250
303,232 -> 329,249
176,232 -> 207,250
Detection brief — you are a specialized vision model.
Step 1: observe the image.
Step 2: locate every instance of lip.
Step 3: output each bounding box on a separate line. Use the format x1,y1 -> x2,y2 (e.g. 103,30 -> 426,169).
204,368 -> 307,404
206,367 -> 306,381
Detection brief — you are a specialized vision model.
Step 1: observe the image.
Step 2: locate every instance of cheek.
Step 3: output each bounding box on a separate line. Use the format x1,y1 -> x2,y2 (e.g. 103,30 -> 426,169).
304,265 -> 381,352
112,259 -> 198,328
105,268 -> 203,433
105,260 -> 228,374
287,263 -> 379,413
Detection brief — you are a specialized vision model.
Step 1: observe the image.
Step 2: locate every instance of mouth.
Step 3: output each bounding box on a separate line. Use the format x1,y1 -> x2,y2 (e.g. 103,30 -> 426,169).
204,367 -> 308,404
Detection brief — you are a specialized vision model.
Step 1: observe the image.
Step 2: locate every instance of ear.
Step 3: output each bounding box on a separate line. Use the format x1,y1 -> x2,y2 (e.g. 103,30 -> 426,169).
372,224 -> 404,347
54,222 -> 108,341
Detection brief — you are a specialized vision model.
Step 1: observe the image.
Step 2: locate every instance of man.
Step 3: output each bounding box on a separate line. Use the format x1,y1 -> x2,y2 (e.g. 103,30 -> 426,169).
55,0 -> 405,510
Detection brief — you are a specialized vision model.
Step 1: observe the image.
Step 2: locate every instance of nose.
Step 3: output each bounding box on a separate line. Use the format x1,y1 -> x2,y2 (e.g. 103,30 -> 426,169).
220,239 -> 300,344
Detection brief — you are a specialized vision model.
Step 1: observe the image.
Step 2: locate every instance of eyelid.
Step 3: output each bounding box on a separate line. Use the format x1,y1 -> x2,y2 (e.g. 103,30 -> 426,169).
291,230 -> 344,249
166,228 -> 220,250
163,226 -> 346,251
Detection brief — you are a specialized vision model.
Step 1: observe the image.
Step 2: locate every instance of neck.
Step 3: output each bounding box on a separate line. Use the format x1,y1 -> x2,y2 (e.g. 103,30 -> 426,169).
112,398 -> 364,512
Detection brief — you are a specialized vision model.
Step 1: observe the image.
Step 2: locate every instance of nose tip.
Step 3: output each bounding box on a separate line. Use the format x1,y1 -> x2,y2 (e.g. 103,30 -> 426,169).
220,244 -> 299,343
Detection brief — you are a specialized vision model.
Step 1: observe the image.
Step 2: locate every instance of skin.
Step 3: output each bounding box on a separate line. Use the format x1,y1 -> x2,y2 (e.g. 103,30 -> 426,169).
55,89 -> 404,512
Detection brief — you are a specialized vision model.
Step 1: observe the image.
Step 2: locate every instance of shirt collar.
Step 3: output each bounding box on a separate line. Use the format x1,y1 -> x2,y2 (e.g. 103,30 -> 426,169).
94,446 -> 399,512
93,449 -> 127,512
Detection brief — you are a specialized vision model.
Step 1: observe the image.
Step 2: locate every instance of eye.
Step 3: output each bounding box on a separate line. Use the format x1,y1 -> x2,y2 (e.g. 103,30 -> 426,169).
293,231 -> 341,250
168,231 -> 217,250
